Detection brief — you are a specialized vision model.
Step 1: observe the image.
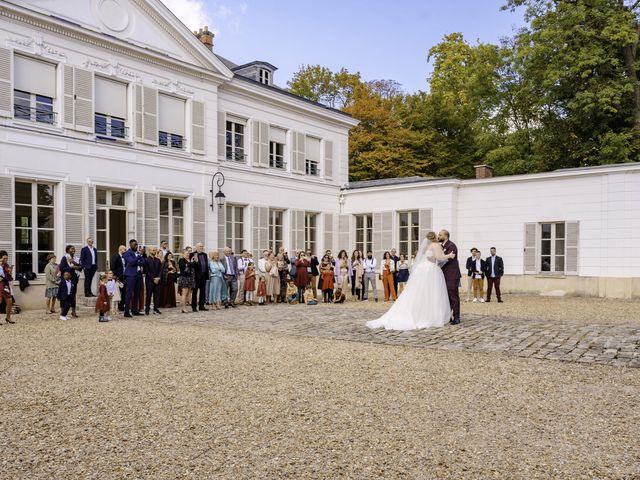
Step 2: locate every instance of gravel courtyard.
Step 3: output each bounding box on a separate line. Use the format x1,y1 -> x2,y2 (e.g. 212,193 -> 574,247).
0,296 -> 639,479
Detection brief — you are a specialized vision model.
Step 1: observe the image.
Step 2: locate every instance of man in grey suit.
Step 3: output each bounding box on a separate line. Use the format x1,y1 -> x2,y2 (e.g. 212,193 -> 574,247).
222,247 -> 238,308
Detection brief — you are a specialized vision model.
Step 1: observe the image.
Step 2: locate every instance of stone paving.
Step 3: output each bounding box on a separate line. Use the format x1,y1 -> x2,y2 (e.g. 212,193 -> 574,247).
133,302 -> 640,368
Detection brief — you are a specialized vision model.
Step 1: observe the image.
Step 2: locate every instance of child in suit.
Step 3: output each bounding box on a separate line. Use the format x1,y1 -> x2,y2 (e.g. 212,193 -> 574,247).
95,273 -> 110,322
57,271 -> 75,321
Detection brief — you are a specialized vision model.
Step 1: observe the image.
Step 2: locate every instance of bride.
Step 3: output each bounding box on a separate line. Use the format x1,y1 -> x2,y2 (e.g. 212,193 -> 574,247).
366,231 -> 454,330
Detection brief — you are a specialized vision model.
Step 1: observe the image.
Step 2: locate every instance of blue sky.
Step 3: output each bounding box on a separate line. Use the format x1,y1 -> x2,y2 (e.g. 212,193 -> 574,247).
165,0 -> 526,94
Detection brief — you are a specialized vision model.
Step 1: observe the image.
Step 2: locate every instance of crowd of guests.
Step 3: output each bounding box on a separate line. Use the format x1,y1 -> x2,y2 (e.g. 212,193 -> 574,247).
0,236 -> 505,325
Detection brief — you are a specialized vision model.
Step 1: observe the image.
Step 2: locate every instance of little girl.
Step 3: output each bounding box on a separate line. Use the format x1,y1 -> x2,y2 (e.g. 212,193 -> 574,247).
320,258 -> 334,303
95,273 -> 110,322
256,276 -> 267,306
244,262 -> 256,305
305,287 -> 318,305
106,271 -> 120,319
44,253 -> 59,314
286,280 -> 298,304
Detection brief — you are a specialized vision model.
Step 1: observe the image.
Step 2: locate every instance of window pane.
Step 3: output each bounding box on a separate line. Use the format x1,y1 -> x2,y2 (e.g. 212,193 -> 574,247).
173,217 -> 183,235
366,215 -> 372,229
356,216 -> 363,229
541,256 -> 551,271
15,252 -> 32,274
37,184 -> 54,206
555,239 -> 565,254
111,191 -> 125,206
15,205 -> 32,228
172,199 -> 184,217
97,231 -> 107,249
160,197 -> 169,216
15,228 -> 32,250
15,182 -> 31,204
97,209 -> 106,228
38,229 -> 54,251
234,222 -> 242,238
541,223 -> 551,239
555,256 -> 565,272
160,216 -> 169,236
96,189 -> 107,205
541,239 -> 551,255
37,207 -> 54,228
37,251 -> 50,274
95,114 -> 107,135
400,228 -> 408,243
399,213 -> 408,227
555,223 -> 565,239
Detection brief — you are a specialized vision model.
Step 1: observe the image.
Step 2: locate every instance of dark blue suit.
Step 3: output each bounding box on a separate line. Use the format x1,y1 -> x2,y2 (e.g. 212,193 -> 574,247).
123,248 -> 145,314
57,279 -> 75,316
80,246 -> 98,296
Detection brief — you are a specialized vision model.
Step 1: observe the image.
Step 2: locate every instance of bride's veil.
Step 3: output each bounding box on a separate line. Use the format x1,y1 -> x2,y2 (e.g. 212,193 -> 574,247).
410,237 -> 432,273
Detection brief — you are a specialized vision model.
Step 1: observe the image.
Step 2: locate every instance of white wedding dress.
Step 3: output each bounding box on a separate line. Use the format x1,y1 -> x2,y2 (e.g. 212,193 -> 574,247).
366,240 -> 451,330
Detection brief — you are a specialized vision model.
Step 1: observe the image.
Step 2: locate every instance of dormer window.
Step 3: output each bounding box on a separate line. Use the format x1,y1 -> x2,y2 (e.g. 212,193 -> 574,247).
258,68 -> 270,85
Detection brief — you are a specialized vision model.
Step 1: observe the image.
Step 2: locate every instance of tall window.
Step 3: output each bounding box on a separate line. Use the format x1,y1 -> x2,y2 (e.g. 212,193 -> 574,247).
305,213 -> 317,254
306,136 -> 321,176
225,205 -> 244,253
268,209 -> 283,253
258,68 -> 270,85
13,55 -> 56,125
540,222 -> 565,273
355,214 -> 372,254
226,121 -> 246,161
15,181 -> 54,274
398,211 -> 419,257
158,94 -> 185,149
95,76 -> 127,139
160,197 -> 184,254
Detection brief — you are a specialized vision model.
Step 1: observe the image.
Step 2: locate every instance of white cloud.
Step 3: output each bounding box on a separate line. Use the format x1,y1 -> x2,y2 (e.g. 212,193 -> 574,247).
162,0 -> 247,37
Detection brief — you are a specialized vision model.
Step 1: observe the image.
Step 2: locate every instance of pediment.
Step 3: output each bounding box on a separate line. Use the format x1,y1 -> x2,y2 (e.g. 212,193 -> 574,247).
10,0 -> 232,77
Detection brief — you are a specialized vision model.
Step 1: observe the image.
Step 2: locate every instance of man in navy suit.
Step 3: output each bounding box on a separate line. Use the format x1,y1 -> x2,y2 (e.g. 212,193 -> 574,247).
438,229 -> 461,325
123,239 -> 146,318
80,238 -> 98,297
484,247 -> 505,303
144,246 -> 162,315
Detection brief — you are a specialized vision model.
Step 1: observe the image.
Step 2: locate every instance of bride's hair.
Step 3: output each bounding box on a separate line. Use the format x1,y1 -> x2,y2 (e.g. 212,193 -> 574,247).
426,231 -> 437,242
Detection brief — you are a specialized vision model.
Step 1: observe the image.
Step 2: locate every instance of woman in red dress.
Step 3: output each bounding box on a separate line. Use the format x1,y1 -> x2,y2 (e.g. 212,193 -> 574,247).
0,250 -> 15,324
294,252 -> 310,304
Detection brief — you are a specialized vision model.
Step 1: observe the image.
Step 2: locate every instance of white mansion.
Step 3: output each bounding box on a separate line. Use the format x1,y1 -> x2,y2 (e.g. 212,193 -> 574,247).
0,0 -> 638,310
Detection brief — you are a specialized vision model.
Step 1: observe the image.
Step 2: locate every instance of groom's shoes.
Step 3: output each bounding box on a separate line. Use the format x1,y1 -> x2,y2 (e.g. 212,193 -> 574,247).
450,318 -> 460,325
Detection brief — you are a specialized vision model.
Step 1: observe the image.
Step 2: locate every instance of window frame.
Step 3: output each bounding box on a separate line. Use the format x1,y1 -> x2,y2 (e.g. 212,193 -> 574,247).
13,90 -> 55,125
225,205 -> 245,254
268,208 -> 284,253
398,210 -> 420,257
259,68 -> 270,85
355,214 -> 373,254
269,141 -> 285,169
159,196 -> 185,254
305,159 -> 320,176
305,212 -> 317,253
539,221 -> 566,274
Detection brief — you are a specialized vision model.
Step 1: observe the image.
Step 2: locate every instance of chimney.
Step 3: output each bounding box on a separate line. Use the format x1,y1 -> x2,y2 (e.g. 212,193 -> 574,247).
474,164 -> 494,179
195,25 -> 214,51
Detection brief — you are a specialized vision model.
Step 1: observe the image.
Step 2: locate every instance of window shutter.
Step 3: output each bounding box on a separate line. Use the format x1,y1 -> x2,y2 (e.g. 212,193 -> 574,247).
0,176 -> 15,264
142,86 -> 158,145
73,67 -> 94,133
217,204 -> 227,251
524,223 -> 537,274
252,206 -> 269,259
65,183 -> 85,252
324,140 -> 334,179
136,191 -> 144,243
217,111 -> 226,158
144,192 -> 159,247
63,65 -> 74,129
191,100 -> 205,154
338,214 -> 350,252
296,132 -> 306,174
259,121 -> 270,167
87,185 -> 96,244
251,119 -> 260,167
134,84 -> 143,142
565,221 -> 579,275
0,48 -> 12,118
289,209 -> 305,254
373,211 -> 393,263
192,196 -> 207,246
323,213 -> 334,253
418,208 -> 433,242
296,210 -> 305,254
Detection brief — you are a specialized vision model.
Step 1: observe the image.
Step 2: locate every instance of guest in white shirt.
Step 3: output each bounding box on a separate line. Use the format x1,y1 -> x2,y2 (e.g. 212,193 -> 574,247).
471,251 -> 486,303
257,250 -> 269,279
362,250 -> 378,302
236,250 -> 250,304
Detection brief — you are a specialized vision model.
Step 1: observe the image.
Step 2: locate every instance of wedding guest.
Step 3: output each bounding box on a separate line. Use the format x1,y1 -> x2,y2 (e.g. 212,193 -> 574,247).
362,250 -> 378,302
122,240 -> 145,318
257,250 -> 269,280
333,287 -> 346,304
95,273 -> 110,322
265,252 -> 279,303
336,250 -> 351,298
320,255 -> 334,303
144,247 -> 162,315
0,250 -> 15,324
208,250 -> 225,310
178,248 -> 195,314
307,249 -> 319,300
305,286 -> 318,305
236,250 -> 249,305
191,243 -> 209,312
465,247 -> 478,302
106,270 -> 120,318
59,245 -> 82,318
44,253 -> 59,314
381,251 -> 397,302
159,252 -> 177,309
159,240 -> 169,259
396,253 -> 410,294
484,247 -> 504,303
390,248 -> 400,297
471,250 -> 486,303
350,250 -> 363,300
57,270 -> 74,321
277,253 -> 289,303
111,245 -> 127,311
295,251 -> 310,304
244,261 -> 256,305
256,276 -> 267,306
286,280 -> 298,304
137,245 -> 147,313
278,246 -> 291,266
80,237 -> 98,297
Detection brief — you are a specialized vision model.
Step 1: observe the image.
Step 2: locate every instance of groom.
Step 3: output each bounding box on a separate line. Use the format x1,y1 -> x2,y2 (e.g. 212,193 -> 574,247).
438,230 -> 461,325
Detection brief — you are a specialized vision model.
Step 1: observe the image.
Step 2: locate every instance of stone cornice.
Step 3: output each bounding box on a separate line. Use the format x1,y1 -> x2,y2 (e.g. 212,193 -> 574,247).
0,3 -> 227,84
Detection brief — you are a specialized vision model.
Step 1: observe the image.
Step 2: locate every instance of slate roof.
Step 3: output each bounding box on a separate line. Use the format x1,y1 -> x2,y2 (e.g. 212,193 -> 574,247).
345,176 -> 452,190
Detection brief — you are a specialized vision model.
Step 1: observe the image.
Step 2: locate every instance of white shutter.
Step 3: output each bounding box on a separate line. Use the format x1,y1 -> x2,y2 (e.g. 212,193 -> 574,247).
136,191 -> 144,243
144,192 -> 159,247
418,208 -> 433,242
191,100 -> 205,154
565,221 -> 579,275
296,132 -> 306,174
65,183 -> 85,252
0,176 -> 15,264
290,209 -> 305,254
338,214 -> 350,252
259,121 -> 270,167
323,213 -> 334,253
217,111 -> 226,158
0,48 -> 12,118
373,211 -> 393,263
134,84 -> 143,142
217,204 -> 227,251
251,120 -> 260,166
87,185 -> 96,244
73,67 -> 94,133
192,196 -> 207,246
142,86 -> 158,145
252,206 -> 269,259
324,140 -> 334,179
63,65 -> 74,128
524,223 -> 537,274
